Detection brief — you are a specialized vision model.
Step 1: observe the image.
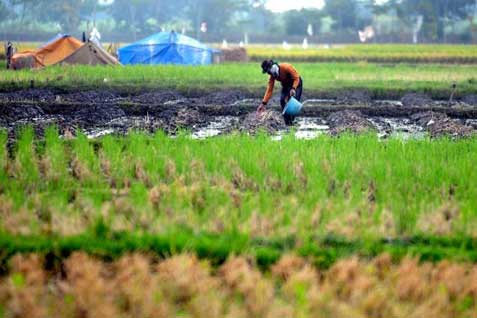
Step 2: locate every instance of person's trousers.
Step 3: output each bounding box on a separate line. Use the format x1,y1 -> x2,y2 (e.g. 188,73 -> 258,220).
280,77 -> 303,125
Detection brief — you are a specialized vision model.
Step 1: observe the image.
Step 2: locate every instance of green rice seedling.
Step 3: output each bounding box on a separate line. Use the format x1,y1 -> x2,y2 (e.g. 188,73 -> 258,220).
71,131 -> 111,208
100,134 -> 131,188
1,130 -> 477,247
40,126 -> 73,211
14,127 -> 39,185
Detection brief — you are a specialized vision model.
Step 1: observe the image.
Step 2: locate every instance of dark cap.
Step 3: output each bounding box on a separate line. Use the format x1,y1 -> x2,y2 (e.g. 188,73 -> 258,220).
261,60 -> 274,74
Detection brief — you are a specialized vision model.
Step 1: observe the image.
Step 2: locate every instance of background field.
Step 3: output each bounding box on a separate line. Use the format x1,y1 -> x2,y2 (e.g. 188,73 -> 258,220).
4,43 -> 477,64
2,43 -> 477,99
246,44 -> 477,64
1,62 -> 476,99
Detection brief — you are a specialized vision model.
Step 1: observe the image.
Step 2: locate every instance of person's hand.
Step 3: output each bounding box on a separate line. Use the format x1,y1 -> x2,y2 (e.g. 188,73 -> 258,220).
290,89 -> 296,97
256,103 -> 266,114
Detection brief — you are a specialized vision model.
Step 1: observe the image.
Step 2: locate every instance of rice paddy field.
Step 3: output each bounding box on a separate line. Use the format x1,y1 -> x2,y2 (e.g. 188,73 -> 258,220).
1,44 -> 477,317
1,62 -> 477,99
246,44 -> 477,64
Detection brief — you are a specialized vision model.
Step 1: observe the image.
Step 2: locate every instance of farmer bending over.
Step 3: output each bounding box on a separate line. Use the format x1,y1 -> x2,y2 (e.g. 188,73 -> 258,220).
257,59 -> 303,125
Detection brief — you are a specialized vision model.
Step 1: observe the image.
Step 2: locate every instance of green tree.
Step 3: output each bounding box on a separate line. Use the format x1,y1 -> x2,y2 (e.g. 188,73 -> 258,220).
184,0 -> 248,38
283,9 -> 322,36
0,1 -> 10,20
324,0 -> 359,30
393,0 -> 475,42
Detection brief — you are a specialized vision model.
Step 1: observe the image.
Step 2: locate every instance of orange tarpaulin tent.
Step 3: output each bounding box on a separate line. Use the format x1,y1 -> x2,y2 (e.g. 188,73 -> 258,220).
11,35 -> 119,69
12,36 -> 83,69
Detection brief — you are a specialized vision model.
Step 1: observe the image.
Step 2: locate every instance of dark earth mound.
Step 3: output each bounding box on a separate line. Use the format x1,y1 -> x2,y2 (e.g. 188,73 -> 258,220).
327,110 -> 376,135
0,89 -> 57,103
159,108 -> 208,133
0,104 -> 44,124
240,110 -> 287,134
60,90 -> 122,104
335,90 -> 372,105
411,111 -> 475,138
200,90 -> 251,105
401,93 -> 433,107
462,95 -> 477,106
69,105 -> 126,125
131,91 -> 185,104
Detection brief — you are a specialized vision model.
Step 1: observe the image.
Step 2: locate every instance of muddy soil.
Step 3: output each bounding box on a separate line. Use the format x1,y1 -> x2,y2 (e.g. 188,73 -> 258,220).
401,93 -> 434,107
199,90 -> 252,105
131,91 -> 185,104
327,110 -> 376,135
160,108 -> 209,133
411,111 -> 475,138
1,88 -> 477,139
462,95 -> 477,106
71,105 -> 126,125
60,90 -> 123,104
335,90 -> 372,105
240,110 -> 287,134
0,89 -> 58,103
0,104 -> 45,124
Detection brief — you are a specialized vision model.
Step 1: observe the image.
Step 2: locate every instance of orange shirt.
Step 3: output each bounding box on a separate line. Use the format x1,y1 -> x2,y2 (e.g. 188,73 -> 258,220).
262,63 -> 301,104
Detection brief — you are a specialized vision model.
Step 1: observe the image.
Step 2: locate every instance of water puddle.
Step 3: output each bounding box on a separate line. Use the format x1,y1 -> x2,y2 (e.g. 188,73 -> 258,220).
192,116 -> 239,139
368,117 -> 426,139
465,119 -> 477,129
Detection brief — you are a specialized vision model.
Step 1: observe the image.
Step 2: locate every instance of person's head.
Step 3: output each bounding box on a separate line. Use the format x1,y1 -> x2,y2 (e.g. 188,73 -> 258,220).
261,59 -> 279,77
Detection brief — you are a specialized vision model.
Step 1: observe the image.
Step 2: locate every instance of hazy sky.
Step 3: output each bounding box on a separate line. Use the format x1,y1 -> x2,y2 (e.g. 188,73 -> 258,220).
265,0 -> 325,12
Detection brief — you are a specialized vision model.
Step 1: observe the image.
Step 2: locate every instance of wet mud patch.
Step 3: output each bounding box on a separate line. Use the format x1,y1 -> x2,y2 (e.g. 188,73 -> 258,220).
239,110 -> 287,134
368,117 -> 425,139
159,108 -> 209,134
199,90 -> 251,105
59,90 -> 122,103
411,112 -> 475,138
70,105 -> 126,125
0,104 -> 45,124
462,94 -> 477,106
327,110 -> 376,135
130,91 -> 185,104
335,90 -> 372,105
401,93 -> 433,107
0,89 -> 58,103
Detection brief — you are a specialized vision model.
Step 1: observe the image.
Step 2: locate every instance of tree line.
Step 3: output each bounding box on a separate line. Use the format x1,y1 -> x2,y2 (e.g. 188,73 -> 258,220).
1,0 -> 477,43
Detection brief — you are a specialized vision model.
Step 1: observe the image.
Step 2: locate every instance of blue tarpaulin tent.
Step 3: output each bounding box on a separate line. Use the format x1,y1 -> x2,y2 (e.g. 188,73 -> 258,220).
118,31 -> 218,65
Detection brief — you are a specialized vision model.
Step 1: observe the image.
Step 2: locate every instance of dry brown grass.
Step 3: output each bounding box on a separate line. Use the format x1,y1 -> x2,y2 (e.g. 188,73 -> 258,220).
0,253 -> 476,318
0,195 -> 37,235
417,203 -> 461,235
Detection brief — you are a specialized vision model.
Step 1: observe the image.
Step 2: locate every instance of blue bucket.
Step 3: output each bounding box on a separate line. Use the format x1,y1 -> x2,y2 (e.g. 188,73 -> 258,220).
282,97 -> 303,117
